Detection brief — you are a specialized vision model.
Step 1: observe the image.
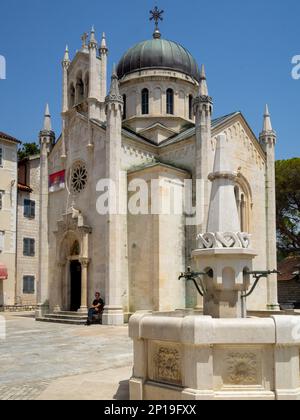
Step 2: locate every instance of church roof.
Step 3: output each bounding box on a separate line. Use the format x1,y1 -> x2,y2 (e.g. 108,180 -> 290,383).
158,112 -> 241,147
117,38 -> 201,82
278,256 -> 300,282
93,111 -> 263,154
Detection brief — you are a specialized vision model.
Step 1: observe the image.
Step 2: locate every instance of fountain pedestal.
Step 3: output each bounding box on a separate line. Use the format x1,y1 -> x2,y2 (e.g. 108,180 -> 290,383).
192,248 -> 256,318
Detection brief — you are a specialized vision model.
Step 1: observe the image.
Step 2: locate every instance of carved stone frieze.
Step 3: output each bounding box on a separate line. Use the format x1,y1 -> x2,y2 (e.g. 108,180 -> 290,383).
196,232 -> 251,249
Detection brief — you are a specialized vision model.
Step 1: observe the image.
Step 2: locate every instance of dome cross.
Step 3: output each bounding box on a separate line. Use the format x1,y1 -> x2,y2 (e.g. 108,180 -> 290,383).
150,6 -> 164,39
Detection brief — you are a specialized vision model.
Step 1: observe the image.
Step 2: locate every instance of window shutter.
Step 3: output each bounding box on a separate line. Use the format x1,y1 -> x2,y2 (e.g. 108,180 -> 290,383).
24,200 -> 36,219
23,276 -> 35,294
23,238 -> 28,255
31,201 -> 35,218
23,238 -> 35,256
30,239 -> 35,256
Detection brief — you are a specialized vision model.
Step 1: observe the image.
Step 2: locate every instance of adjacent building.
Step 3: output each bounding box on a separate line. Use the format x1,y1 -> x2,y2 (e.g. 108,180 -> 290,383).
0,132 -> 20,308
278,256 -> 300,309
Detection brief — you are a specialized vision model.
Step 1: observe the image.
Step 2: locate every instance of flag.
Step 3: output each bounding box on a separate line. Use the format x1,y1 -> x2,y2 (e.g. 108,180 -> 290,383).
49,170 -> 65,193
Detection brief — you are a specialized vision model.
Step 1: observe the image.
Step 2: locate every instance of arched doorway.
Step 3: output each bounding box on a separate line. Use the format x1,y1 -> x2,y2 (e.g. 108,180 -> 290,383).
70,260 -> 82,312
55,210 -> 91,314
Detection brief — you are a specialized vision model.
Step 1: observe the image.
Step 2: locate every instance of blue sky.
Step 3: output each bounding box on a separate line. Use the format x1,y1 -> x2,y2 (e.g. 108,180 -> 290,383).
0,0 -> 299,160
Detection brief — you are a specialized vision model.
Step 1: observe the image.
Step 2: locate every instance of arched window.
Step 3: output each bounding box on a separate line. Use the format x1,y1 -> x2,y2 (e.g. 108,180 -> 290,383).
189,95 -> 193,120
142,88 -> 149,115
69,83 -> 75,108
84,74 -> 89,98
166,89 -> 174,115
76,73 -> 84,104
234,182 -> 251,232
123,95 -> 127,120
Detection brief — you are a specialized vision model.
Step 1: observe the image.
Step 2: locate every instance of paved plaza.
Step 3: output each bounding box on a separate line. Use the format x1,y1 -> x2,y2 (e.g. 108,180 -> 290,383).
0,312 -> 133,400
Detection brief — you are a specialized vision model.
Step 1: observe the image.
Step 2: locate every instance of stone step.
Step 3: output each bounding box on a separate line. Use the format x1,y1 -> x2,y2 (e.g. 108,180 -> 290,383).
45,313 -> 87,321
36,317 -> 87,326
55,311 -> 88,317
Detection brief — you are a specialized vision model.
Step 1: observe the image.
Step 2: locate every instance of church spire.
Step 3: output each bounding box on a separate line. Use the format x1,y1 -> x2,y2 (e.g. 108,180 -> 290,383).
43,104 -> 52,132
259,104 -> 276,146
100,32 -> 108,52
99,32 -> 109,108
63,45 -> 70,63
262,104 -> 273,133
106,64 -> 123,103
199,64 -> 209,97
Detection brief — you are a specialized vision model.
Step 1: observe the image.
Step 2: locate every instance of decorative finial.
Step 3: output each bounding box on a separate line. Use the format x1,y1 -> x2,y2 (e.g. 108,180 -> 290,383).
89,26 -> 97,46
150,6 -> 164,39
100,32 -> 108,53
63,45 -> 70,63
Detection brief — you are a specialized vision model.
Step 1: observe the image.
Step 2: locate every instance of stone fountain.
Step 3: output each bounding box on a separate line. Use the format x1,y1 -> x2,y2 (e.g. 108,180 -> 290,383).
129,134 -> 300,401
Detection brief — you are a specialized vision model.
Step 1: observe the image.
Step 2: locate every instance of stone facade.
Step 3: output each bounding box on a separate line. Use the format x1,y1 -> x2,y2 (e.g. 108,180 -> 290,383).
35,25 -> 278,324
0,133 -> 19,307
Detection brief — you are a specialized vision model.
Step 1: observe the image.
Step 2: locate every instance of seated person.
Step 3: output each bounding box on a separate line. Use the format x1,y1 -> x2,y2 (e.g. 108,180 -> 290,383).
86,292 -> 104,326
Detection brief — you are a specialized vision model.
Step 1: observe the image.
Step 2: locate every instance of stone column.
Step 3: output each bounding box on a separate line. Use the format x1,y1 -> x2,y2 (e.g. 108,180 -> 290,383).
102,69 -> 125,326
193,65 -> 213,236
78,258 -> 89,314
59,261 -> 67,311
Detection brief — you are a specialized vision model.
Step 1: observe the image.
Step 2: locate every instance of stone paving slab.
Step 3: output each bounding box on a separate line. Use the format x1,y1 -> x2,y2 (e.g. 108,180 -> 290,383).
0,312 -> 133,400
37,366 -> 131,400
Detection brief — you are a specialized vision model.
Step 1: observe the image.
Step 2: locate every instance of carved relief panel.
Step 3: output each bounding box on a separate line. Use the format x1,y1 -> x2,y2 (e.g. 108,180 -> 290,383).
148,341 -> 183,386
213,346 -> 270,390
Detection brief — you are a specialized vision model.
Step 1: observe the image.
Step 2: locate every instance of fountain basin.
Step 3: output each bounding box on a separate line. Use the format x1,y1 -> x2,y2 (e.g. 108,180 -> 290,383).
129,312 -> 300,400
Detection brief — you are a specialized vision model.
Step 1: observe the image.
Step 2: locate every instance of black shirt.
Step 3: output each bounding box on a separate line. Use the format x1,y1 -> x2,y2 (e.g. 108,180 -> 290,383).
93,298 -> 104,309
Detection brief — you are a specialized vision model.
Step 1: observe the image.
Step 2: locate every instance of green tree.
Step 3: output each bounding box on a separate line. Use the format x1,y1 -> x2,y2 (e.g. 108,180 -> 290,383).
276,158 -> 300,258
18,142 -> 40,161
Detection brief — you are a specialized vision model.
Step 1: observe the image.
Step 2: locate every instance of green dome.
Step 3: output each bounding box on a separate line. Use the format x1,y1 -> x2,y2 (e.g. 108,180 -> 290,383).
117,38 -> 201,82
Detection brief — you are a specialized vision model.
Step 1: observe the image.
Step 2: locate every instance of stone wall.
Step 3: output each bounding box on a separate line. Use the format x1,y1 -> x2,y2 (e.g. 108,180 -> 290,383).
120,70 -> 198,139
16,157 -> 40,305
45,109 -> 271,316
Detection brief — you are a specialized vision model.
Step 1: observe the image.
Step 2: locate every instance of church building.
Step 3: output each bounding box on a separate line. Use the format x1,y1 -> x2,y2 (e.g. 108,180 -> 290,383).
35,9 -> 279,325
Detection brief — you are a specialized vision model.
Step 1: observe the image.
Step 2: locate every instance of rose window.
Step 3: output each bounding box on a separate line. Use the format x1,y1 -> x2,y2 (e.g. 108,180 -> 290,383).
71,163 -> 88,193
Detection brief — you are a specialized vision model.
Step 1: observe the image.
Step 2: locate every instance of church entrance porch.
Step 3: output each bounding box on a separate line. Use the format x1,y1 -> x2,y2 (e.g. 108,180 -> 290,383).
70,260 -> 82,312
